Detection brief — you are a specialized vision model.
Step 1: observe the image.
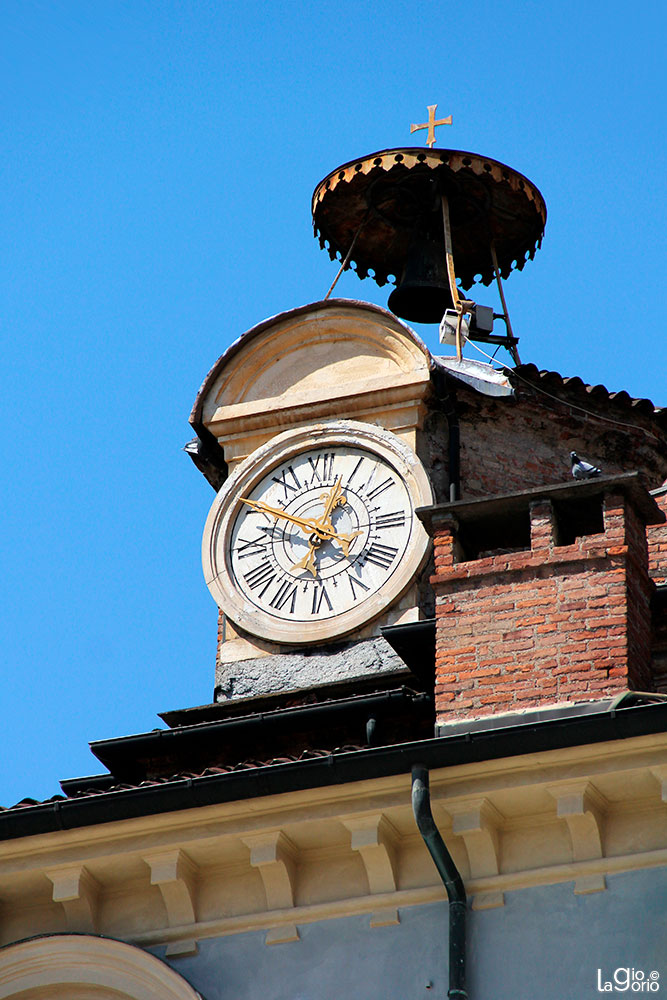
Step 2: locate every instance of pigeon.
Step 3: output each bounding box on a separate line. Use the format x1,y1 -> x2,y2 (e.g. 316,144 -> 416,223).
570,451 -> 602,480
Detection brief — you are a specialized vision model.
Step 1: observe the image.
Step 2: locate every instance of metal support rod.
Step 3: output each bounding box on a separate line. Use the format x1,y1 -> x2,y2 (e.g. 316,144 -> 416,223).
489,242 -> 521,366
412,765 -> 468,1000
324,211 -> 370,300
441,195 -> 465,362
441,195 -> 461,312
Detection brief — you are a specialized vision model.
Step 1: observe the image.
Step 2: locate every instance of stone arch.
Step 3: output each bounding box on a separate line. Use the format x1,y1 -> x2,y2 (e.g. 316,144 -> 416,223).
0,934 -> 204,1000
190,299 -> 433,468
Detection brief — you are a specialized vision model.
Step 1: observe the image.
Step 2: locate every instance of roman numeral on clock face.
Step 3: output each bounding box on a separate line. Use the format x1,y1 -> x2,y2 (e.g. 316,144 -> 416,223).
366,477 -> 394,501
361,462 -> 395,501
243,560 -> 276,594
271,465 -> 301,498
347,573 -> 370,600
311,585 -> 333,615
345,456 -> 365,488
375,510 -> 406,530
308,452 -> 335,483
235,533 -> 270,559
269,579 -> 298,613
364,542 -> 398,569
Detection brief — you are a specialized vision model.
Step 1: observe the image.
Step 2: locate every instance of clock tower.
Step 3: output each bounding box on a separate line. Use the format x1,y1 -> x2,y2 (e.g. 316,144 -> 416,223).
190,298 -> 439,701
188,131 -> 547,705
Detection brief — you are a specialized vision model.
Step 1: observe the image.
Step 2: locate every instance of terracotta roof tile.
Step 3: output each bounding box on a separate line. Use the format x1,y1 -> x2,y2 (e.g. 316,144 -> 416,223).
1,746 -> 365,813
514,364 -> 665,420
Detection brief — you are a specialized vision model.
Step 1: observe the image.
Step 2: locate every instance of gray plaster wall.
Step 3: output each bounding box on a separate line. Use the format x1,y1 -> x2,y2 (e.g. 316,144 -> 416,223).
159,867 -> 667,1000
214,636 -> 409,701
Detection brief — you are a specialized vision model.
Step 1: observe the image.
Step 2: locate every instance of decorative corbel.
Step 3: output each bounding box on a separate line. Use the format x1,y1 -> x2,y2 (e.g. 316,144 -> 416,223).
343,814 -> 399,894
144,848 -> 199,956
45,863 -> 99,932
445,798 -> 504,910
649,764 -> 667,803
242,831 -> 299,944
547,780 -> 607,894
343,814 -> 400,927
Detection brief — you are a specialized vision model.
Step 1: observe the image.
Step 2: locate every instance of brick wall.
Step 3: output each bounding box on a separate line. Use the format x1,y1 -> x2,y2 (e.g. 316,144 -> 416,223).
450,384 -> 666,501
648,491 -> 667,585
430,483 -> 655,725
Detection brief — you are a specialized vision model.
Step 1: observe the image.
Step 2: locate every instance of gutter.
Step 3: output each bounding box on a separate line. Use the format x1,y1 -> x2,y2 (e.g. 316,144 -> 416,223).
89,687 -> 433,777
3,701 -> 667,842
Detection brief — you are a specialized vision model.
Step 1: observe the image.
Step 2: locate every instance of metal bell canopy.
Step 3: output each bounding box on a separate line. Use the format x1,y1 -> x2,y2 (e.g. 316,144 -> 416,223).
311,146 -> 547,326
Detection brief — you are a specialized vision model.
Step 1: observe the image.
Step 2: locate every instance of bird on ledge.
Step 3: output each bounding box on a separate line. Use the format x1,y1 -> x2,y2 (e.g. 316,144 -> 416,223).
570,451 -> 602,479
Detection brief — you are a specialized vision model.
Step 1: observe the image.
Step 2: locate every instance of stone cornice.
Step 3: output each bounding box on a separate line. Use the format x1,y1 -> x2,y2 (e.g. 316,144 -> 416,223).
1,731 -> 666,949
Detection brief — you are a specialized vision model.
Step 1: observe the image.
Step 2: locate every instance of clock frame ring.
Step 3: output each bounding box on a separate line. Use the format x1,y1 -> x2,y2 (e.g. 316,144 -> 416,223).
202,420 -> 434,645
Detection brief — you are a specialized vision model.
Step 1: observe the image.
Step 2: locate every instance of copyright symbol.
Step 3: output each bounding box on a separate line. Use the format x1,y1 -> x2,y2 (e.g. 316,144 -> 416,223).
650,972 -> 660,982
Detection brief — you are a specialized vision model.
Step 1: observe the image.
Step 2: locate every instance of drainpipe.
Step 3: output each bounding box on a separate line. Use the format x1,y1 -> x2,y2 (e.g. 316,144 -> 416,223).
432,366 -> 461,502
447,413 -> 460,502
411,765 -> 467,1000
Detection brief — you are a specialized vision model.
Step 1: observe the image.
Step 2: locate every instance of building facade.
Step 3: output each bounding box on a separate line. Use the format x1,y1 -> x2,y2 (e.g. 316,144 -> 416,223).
1,140 -> 667,999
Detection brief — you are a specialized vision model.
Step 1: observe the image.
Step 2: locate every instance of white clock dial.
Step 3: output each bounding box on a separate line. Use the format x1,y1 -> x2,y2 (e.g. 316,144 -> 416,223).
229,445 -> 411,624
202,422 -> 433,645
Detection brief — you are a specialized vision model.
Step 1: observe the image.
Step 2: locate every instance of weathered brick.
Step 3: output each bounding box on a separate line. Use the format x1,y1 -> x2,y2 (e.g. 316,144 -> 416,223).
431,480 -> 657,725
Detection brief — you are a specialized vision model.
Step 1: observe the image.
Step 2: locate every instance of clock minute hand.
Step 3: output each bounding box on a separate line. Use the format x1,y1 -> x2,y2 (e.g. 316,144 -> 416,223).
239,497 -> 320,535
241,495 -> 360,557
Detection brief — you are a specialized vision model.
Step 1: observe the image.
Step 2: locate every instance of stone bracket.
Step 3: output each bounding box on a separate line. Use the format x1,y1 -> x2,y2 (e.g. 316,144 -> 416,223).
649,765 -> 667,803
242,831 -> 297,911
548,780 -> 607,893
445,798 -> 504,910
45,863 -> 99,932
446,798 -> 503,879
343,815 -> 399,896
265,924 -> 300,945
472,891 -> 505,911
369,908 -> 400,927
144,849 -> 199,955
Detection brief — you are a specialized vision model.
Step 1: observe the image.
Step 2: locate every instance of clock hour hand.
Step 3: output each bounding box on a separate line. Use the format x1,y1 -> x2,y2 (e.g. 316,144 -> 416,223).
333,530 -> 362,559
291,534 -> 322,578
317,477 -> 346,530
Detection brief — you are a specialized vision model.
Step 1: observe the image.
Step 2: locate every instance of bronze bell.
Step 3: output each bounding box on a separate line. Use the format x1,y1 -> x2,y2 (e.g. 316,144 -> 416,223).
388,234 -> 456,324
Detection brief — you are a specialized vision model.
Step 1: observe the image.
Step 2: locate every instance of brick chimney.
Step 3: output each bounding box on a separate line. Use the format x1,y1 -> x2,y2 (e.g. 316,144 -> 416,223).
418,474 -> 665,728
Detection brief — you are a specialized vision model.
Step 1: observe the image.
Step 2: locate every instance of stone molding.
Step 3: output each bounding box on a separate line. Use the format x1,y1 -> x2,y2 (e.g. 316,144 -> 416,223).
1,733 -> 667,951
0,934 -> 202,999
193,301 -> 432,469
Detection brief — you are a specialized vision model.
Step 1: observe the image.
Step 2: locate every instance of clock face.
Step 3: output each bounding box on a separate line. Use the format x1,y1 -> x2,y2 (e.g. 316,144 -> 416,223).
202,423 -> 433,645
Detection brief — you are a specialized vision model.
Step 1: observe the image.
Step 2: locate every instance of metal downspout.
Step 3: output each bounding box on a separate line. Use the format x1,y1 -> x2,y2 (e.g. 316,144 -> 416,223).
432,366 -> 461,502
447,412 -> 460,502
411,764 -> 467,1000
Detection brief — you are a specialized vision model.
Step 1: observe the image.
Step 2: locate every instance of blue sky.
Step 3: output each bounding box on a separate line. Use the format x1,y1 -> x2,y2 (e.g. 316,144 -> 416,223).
1,0 -> 666,806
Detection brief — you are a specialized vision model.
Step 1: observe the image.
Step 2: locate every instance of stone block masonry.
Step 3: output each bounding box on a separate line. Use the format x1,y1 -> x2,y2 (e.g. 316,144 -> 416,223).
422,476 -> 663,726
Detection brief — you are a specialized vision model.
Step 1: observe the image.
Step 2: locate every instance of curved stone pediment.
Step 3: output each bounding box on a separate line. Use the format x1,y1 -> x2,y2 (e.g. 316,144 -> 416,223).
191,299 -> 433,467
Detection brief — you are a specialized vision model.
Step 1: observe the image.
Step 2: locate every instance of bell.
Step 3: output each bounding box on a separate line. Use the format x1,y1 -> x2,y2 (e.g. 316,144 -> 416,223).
388,234 -> 456,324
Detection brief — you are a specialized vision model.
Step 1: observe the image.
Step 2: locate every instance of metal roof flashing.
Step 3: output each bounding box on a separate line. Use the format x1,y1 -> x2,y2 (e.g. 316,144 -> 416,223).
2,699 -> 667,843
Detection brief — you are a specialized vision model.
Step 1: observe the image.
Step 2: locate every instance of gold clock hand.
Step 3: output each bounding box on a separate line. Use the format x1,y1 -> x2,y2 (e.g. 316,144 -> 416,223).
239,497 -> 323,535
241,495 -> 361,559
291,537 -> 321,577
317,476 -> 345,528
333,530 -> 362,558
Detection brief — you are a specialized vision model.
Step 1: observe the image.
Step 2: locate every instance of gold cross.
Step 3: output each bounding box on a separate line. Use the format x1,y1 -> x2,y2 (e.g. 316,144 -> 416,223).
410,104 -> 453,148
